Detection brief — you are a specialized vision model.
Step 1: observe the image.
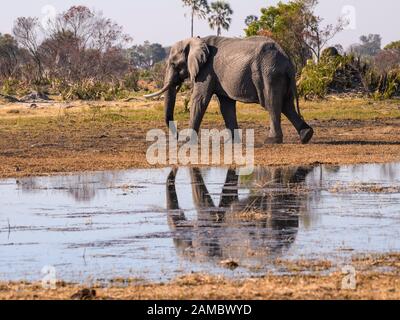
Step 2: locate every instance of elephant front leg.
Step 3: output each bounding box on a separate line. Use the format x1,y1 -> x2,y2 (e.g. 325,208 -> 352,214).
189,84 -> 213,136
217,95 -> 240,142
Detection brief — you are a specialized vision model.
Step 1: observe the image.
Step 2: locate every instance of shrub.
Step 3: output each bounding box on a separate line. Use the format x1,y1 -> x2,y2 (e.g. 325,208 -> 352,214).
373,69 -> 400,99
298,58 -> 341,99
60,79 -> 129,101
123,71 -> 140,91
1,78 -> 33,97
298,53 -> 400,100
1,79 -> 20,95
150,61 -> 166,88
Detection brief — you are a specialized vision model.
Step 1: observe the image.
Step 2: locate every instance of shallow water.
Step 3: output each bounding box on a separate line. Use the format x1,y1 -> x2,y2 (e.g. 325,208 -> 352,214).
0,163 -> 400,284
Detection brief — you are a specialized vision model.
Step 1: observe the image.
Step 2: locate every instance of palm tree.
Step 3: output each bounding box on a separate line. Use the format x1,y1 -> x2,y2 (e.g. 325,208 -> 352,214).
182,0 -> 210,38
245,15 -> 258,27
208,1 -> 233,36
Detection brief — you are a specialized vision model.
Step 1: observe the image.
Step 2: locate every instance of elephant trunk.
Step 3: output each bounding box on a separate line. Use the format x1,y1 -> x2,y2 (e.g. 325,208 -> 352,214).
163,67 -> 181,133
144,66 -> 181,133
164,85 -> 177,128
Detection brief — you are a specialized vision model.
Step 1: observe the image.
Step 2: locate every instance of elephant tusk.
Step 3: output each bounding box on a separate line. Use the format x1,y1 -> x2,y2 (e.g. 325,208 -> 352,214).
144,85 -> 170,99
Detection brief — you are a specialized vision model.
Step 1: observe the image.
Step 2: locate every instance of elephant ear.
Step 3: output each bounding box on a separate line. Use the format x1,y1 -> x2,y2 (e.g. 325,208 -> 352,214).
187,38 -> 209,82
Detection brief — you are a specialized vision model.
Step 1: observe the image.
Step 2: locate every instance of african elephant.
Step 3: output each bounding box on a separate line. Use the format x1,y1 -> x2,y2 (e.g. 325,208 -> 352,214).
145,36 -> 314,144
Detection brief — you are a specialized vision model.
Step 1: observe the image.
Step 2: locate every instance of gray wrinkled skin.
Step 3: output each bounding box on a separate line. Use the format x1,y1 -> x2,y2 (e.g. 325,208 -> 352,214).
159,36 -> 314,144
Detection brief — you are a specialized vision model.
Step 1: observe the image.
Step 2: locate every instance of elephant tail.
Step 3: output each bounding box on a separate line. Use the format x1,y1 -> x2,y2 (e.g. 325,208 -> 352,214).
288,71 -> 303,120
295,87 -> 303,120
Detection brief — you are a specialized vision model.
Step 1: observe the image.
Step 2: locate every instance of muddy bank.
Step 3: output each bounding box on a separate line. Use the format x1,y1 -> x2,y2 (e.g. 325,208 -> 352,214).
2,253 -> 400,300
0,100 -> 400,178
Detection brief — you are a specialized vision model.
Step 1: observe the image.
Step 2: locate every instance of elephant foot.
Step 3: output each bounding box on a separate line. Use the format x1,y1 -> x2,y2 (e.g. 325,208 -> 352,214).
265,136 -> 283,145
300,127 -> 314,144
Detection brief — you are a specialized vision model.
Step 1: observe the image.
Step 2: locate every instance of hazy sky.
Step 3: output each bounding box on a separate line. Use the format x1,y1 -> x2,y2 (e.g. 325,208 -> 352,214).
0,0 -> 398,49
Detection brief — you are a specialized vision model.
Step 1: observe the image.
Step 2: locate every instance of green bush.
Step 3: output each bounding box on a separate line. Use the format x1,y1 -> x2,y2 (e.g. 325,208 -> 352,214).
298,58 -> 341,99
60,79 -> 129,101
123,71 -> 140,91
298,54 -> 400,100
385,72 -> 400,98
1,79 -> 20,95
1,78 -> 35,97
373,70 -> 400,99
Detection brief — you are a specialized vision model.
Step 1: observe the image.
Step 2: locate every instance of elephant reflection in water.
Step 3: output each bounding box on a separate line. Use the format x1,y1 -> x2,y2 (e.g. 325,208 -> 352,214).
166,166 -> 313,266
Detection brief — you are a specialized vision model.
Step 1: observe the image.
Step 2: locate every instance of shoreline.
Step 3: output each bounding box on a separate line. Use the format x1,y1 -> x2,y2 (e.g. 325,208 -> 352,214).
2,253 -> 400,300
1,99 -> 400,179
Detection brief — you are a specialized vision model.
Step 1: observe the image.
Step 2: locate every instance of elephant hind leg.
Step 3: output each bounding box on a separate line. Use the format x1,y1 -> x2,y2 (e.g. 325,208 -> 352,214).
282,93 -> 314,144
189,84 -> 214,134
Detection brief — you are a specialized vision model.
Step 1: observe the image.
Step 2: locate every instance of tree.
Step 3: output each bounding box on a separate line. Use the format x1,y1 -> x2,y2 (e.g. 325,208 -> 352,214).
128,41 -> 167,69
349,34 -> 382,57
12,17 -> 43,80
182,0 -> 210,37
300,0 -> 347,61
60,6 -> 95,48
208,1 -> 233,36
39,30 -> 81,81
373,40 -> 400,73
12,6 -> 131,85
245,0 -> 346,69
48,6 -> 130,51
244,15 -> 258,27
374,49 -> 400,73
0,34 -> 20,78
333,44 -> 344,55
47,6 -> 130,81
384,41 -> 400,50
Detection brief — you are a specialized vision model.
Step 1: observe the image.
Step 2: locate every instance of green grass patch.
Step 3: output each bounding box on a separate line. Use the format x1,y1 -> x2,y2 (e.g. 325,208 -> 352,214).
0,99 -> 399,134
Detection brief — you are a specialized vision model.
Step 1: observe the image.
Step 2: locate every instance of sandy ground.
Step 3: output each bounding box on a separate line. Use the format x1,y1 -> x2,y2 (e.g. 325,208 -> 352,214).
2,254 -> 400,300
0,98 -> 399,178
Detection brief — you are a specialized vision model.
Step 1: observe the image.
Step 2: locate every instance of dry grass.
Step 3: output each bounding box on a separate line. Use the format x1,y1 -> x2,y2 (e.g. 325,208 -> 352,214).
231,209 -> 271,221
2,253 -> 400,300
0,97 -> 400,178
274,259 -> 333,273
330,183 -> 400,194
